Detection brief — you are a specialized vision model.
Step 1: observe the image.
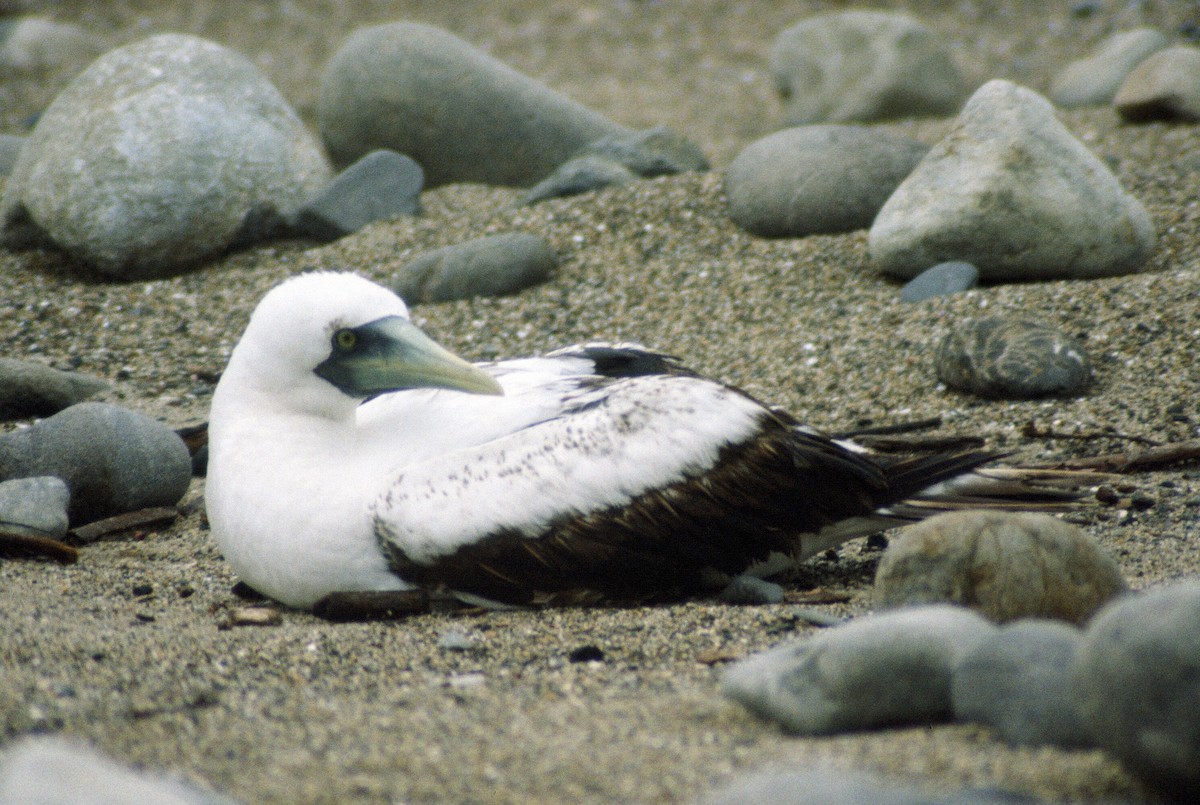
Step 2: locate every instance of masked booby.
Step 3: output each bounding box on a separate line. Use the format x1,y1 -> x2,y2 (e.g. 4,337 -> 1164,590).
206,272 -> 1021,610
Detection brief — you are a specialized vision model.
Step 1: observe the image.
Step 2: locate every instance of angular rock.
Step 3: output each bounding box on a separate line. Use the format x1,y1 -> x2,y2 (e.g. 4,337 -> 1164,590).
1072,582 -> 1200,798
1050,28 -> 1169,108
725,125 -> 928,237
0,402 -> 191,524
769,10 -> 967,125
951,620 -> 1092,748
0,476 -> 70,539
1,34 -> 331,279
899,261 -> 979,302
318,22 -> 628,186
874,511 -> 1127,623
0,16 -> 103,74
1114,45 -> 1200,122
0,357 -> 109,419
290,150 -> 424,242
393,233 -> 557,303
935,317 -> 1092,399
722,605 -> 996,735
869,80 -> 1156,281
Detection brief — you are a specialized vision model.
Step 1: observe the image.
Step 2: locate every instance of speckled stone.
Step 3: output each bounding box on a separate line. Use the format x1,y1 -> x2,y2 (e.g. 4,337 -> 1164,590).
0,476 -> 70,539
1050,28 -> 1169,108
1114,45 -> 1200,122
935,316 -> 1093,399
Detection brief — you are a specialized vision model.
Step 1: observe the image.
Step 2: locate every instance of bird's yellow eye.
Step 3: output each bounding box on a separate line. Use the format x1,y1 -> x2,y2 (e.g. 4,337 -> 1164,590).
334,328 -> 357,350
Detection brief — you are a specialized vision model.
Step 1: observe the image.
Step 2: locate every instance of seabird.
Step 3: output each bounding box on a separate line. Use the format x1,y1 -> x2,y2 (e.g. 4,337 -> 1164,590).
206,272 -> 1073,610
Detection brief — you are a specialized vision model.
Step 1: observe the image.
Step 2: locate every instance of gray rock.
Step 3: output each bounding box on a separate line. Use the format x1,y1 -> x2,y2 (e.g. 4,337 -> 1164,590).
725,125 -> 929,237
0,135 -> 25,177
291,150 -> 423,242
1072,581 -> 1200,798
935,317 -> 1093,399
520,155 -> 637,206
437,630 -> 478,652
0,357 -> 109,419
0,402 -> 191,524
899,261 -> 979,302
1114,45 -> 1200,122
717,575 -> 784,605
702,768 -> 1041,805
0,476 -> 69,539
769,10 -> 966,126
393,233 -> 557,303
1050,28 -> 1170,108
318,22 -> 628,186
722,605 -> 996,734
0,16 -> 103,74
874,511 -> 1127,624
952,620 -> 1092,748
1,34 -> 331,279
869,80 -> 1156,282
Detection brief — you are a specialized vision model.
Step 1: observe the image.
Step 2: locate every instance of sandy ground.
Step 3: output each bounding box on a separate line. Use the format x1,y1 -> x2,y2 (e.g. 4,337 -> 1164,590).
2,1 -> 1200,803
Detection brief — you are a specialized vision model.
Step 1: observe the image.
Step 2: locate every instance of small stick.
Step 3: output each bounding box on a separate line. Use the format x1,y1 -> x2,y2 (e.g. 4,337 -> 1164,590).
1033,438 -> 1200,473
69,507 -> 179,544
0,529 -> 79,563
834,416 -> 943,439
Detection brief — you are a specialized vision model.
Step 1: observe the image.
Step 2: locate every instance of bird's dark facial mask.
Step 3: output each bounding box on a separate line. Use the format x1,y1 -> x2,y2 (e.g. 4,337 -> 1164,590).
314,315 -> 503,397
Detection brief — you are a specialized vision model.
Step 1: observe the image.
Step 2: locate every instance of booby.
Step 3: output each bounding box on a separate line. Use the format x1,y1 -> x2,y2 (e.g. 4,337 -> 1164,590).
205,272 -> 1020,610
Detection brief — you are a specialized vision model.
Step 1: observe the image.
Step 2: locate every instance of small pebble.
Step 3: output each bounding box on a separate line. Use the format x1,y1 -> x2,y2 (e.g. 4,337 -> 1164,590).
0,476 -> 69,539
520,155 -> 636,206
437,630 -> 477,652
717,575 -> 785,605
935,317 -> 1093,399
899,261 -> 979,302
227,606 -> 281,627
568,644 -> 605,663
703,767 -> 1041,805
392,232 -> 557,303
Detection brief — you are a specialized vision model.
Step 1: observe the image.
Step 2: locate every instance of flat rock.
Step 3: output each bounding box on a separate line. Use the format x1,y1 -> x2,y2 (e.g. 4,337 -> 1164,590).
0,16 -> 103,73
899,261 -> 979,302
1050,28 -> 1169,108
290,150 -> 424,242
722,605 -> 996,735
393,233 -> 557,303
874,511 -> 1127,624
769,10 -> 966,125
951,620 -> 1092,748
520,156 -> 638,206
0,476 -> 70,539
935,316 -> 1093,399
725,126 -> 929,237
0,357 -> 109,419
869,80 -> 1156,281
703,768 -> 1043,805
1072,581 -> 1200,798
0,33 -> 331,279
1114,45 -> 1200,122
318,22 -> 628,186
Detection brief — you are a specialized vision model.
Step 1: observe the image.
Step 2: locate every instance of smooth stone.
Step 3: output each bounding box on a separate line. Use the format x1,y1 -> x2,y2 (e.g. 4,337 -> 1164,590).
0,17 -> 103,73
717,575 -> 784,605
769,10 -> 966,125
1072,581 -> 1200,798
899,261 -> 979,302
1050,28 -> 1169,108
869,80 -> 1156,282
0,135 -> 25,177
0,476 -> 70,539
0,402 -> 191,525
874,511 -> 1127,624
0,357 -> 109,419
437,630 -> 477,652
722,605 -> 996,735
935,316 -> 1093,399
725,125 -> 929,237
952,620 -> 1092,748
318,22 -> 629,185
290,150 -> 423,242
392,233 -> 557,303
1,34 -> 331,279
702,768 -> 1041,805
519,155 -> 637,206
1114,45 -> 1200,122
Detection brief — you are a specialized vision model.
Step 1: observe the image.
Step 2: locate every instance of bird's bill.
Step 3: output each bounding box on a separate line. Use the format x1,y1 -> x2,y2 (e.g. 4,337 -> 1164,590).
315,315 -> 504,397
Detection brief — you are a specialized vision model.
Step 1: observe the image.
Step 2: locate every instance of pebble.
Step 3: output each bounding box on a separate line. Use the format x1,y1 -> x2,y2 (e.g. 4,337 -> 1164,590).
717,575 -> 785,605
899,261 -> 979,302
935,316 -> 1093,399
318,22 -> 628,186
768,10 -> 966,125
0,402 -> 192,525
289,150 -> 424,242
703,768 -> 1042,805
1114,45 -> 1200,122
874,511 -> 1126,623
0,357 -> 109,419
1071,581 -> 1200,797
437,630 -> 477,652
520,156 -> 637,205
0,16 -> 103,74
392,232 -> 558,303
722,605 -> 996,735
0,33 -> 331,279
724,126 -> 929,237
869,80 -> 1156,282
0,476 -> 70,539
0,135 -> 24,177
951,619 -> 1092,748
1050,28 -> 1169,108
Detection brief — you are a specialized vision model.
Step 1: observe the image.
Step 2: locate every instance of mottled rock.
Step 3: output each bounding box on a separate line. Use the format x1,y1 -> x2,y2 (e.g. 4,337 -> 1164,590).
725,126 -> 928,237
0,402 -> 191,524
318,22 -> 628,186
952,620 -> 1092,748
899,261 -> 979,302
1050,28 -> 1169,108
769,10 -> 966,125
874,511 -> 1127,623
0,476 -> 70,539
935,317 -> 1092,399
1072,581 -> 1200,797
703,768 -> 1042,805
717,575 -> 784,605
722,605 -> 996,734
291,150 -> 423,242
1,34 -> 331,279
393,233 -> 557,303
0,357 -> 109,419
1114,45 -> 1200,122
869,80 -> 1156,281
0,16 -> 103,73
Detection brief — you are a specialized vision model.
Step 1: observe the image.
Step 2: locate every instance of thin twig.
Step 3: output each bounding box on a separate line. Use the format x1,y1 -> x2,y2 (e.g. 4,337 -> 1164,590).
1021,420 -> 1162,447
1032,438 -> 1200,473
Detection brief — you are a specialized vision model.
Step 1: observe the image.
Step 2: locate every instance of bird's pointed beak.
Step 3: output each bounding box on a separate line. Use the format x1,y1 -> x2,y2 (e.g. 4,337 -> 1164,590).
314,315 -> 504,397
